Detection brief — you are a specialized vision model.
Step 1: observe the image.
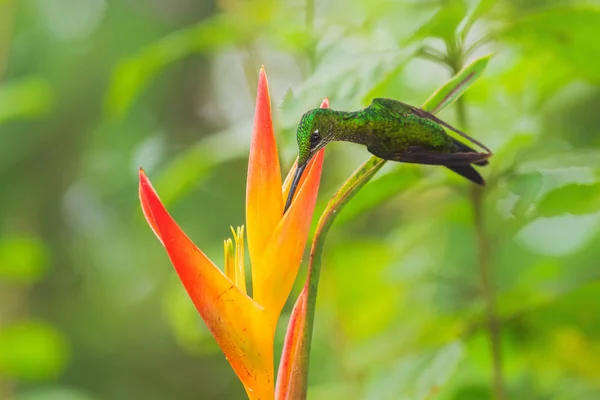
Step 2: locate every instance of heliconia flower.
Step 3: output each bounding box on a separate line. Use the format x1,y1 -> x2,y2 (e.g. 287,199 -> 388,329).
139,67 -> 326,399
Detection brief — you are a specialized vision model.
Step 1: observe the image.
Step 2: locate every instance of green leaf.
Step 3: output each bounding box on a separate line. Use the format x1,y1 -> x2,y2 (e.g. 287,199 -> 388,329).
0,78 -> 54,125
422,53 -> 492,114
502,7 -> 600,83
0,321 -> 68,381
0,236 -> 49,282
538,183 -> 600,217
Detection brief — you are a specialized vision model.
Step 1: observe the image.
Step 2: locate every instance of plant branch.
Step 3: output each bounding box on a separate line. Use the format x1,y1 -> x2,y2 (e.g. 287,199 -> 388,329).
452,58 -> 506,399
472,186 -> 506,400
279,54 -> 493,398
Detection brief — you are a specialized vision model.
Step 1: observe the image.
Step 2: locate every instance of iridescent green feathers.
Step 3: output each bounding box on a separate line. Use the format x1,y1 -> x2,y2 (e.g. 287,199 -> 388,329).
287,98 -> 492,212
295,98 -> 490,170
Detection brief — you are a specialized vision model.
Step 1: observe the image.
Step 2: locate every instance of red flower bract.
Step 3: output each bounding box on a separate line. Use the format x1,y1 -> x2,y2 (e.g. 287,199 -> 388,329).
139,67 -> 325,399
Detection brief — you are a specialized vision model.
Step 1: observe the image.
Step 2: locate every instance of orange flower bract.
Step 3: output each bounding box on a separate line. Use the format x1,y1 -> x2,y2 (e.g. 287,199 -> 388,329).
139,67 -> 325,399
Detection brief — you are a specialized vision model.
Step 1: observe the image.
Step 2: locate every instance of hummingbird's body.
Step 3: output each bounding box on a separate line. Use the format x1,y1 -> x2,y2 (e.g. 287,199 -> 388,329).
315,99 -> 461,158
284,98 -> 492,212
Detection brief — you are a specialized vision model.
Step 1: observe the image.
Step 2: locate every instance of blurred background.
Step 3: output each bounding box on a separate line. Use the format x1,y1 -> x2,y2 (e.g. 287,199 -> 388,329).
1,0 -> 600,399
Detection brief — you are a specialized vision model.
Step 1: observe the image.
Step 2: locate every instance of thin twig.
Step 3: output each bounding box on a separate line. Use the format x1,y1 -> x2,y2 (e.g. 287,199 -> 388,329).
472,187 -> 506,400
454,69 -> 506,399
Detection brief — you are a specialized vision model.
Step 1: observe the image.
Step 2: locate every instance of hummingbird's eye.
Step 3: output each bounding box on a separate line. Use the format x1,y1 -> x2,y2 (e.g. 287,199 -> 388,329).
310,130 -> 320,147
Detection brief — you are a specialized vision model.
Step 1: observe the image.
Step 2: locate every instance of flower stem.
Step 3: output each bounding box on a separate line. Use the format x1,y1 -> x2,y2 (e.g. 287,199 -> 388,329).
294,156 -> 386,398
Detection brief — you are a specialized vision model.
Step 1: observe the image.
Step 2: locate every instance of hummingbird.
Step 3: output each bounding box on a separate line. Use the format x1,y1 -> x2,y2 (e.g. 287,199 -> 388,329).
284,98 -> 492,212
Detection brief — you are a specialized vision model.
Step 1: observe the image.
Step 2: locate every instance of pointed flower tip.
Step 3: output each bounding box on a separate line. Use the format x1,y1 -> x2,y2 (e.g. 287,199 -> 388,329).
138,168 -> 156,195
258,66 -> 269,91
138,170 -> 165,245
139,167 -> 148,183
320,98 -> 330,108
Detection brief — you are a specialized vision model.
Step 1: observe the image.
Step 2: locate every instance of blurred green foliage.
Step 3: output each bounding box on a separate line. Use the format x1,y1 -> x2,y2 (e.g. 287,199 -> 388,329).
1,0 -> 600,399
0,321 -> 67,381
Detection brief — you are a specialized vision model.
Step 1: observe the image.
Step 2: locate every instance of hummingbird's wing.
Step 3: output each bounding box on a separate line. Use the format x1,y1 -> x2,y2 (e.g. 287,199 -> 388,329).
386,146 -> 492,166
407,104 -> 492,155
375,145 -> 488,185
370,99 -> 491,155
450,136 -> 488,166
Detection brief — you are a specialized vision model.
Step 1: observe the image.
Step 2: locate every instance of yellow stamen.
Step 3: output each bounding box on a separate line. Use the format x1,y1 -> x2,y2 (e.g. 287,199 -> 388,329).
236,226 -> 247,294
230,226 -> 247,295
224,238 -> 235,282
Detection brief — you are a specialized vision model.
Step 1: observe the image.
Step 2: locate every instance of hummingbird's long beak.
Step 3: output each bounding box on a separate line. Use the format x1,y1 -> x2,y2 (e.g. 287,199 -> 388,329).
284,162 -> 307,214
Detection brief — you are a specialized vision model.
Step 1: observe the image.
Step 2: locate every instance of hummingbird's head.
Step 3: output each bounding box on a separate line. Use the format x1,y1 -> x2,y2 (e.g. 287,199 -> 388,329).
284,108 -> 332,213
296,108 -> 333,166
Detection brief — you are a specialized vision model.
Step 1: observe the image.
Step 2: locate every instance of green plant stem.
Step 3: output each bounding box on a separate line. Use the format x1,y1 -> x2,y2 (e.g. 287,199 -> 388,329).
472,186 -> 506,400
302,156 -> 386,382
280,156 -> 386,400
455,94 -> 468,128
283,54 -> 492,398
453,68 -> 506,400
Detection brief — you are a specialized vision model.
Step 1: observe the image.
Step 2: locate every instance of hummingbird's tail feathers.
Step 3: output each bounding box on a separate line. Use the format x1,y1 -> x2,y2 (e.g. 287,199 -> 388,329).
409,106 -> 492,155
451,137 -> 488,166
391,147 -> 491,166
445,164 -> 486,186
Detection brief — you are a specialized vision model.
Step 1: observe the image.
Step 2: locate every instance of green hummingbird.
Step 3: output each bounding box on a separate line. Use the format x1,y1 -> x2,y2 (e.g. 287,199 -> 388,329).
284,98 -> 492,212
